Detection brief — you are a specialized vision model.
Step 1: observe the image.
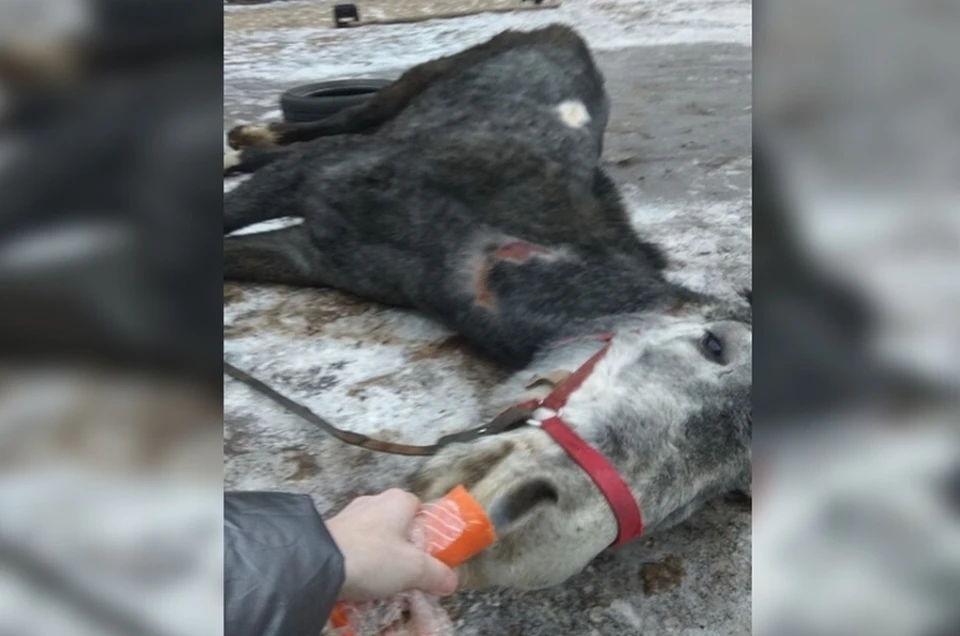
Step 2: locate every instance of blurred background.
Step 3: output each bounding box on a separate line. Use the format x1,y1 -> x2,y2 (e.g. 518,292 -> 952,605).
0,1 -> 223,635
1,0 -> 959,634
754,0 -> 960,635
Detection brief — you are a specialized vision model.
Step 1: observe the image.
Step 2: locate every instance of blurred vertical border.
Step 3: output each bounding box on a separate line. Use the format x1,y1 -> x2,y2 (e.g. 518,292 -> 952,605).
754,1 -> 960,635
0,1 -> 224,635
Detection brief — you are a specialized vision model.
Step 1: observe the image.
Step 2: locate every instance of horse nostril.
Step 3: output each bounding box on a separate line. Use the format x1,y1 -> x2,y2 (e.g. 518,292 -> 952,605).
488,478 -> 559,531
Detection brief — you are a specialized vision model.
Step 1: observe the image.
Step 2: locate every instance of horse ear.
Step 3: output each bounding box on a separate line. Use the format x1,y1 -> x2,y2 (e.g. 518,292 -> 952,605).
487,477 -> 559,531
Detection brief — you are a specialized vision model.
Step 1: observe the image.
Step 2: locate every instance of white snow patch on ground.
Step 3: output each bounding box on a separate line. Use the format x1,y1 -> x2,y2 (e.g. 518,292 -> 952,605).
225,0 -> 750,82
623,183 -> 752,295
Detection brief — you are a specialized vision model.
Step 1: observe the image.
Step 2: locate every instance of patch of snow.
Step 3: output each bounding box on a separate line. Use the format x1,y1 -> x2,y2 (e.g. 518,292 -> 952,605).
623,184 -> 752,296
225,0 -> 750,83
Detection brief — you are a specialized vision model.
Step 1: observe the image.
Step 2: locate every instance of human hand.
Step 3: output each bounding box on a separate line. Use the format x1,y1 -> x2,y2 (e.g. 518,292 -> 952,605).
326,489 -> 459,602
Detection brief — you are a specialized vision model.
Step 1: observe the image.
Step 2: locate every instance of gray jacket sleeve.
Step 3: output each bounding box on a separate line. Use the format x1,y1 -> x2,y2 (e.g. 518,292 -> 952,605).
225,492 -> 345,636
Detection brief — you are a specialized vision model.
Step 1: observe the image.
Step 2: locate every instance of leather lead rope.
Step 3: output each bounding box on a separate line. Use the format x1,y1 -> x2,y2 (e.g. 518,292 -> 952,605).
224,360 -> 441,456
224,360 -> 533,456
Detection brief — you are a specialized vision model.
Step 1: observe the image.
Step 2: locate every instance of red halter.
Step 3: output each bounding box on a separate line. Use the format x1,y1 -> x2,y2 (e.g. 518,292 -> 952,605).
517,336 -> 644,547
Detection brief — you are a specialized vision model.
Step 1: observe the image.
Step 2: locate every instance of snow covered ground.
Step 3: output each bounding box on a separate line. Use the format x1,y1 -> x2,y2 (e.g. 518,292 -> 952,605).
225,0 -> 750,82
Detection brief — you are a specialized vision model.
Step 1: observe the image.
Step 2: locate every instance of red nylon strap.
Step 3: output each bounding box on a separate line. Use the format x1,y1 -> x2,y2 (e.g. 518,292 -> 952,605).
540,415 -> 644,546
540,337 -> 612,412
528,336 -> 644,547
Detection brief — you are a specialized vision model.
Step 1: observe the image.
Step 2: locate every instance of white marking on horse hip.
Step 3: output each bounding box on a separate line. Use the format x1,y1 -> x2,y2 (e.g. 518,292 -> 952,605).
556,100 -> 591,129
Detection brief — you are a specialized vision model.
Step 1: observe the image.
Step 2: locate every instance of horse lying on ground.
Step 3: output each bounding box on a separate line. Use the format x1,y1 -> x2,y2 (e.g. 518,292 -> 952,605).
224,24 -> 751,590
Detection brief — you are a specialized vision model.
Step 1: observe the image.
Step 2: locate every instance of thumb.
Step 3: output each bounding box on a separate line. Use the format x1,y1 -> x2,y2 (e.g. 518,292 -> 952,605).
414,553 -> 459,597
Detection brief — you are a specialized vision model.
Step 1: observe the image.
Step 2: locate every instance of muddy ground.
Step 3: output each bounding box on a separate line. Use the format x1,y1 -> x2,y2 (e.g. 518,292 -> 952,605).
224,1 -> 751,633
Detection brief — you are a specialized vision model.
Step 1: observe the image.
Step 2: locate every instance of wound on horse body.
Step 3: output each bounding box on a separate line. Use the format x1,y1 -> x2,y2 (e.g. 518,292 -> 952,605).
493,240 -> 554,263
471,240 -> 557,310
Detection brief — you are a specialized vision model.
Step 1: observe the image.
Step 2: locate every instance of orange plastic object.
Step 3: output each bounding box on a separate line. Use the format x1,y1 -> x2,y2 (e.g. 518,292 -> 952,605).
327,485 -> 495,635
329,605 -> 352,633
425,485 -> 497,567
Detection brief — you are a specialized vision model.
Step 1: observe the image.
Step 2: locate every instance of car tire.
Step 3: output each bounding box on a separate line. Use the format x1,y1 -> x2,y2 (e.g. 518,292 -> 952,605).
280,79 -> 393,123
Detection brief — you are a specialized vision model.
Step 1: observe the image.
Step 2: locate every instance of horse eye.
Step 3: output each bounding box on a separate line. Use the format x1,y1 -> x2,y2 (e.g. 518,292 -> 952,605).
700,330 -> 725,364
